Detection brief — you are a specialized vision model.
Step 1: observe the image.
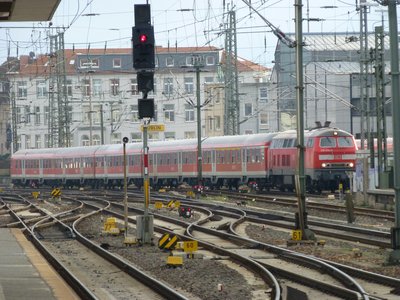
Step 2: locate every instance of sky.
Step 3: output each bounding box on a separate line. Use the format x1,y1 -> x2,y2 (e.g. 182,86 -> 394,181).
0,0 -> 396,67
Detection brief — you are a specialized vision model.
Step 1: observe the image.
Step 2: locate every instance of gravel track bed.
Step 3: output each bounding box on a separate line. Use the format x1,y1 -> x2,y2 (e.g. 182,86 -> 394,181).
78,213 -> 258,300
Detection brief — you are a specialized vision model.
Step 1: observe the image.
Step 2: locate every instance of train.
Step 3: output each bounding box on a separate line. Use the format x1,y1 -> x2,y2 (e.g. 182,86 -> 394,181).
10,125 -> 357,193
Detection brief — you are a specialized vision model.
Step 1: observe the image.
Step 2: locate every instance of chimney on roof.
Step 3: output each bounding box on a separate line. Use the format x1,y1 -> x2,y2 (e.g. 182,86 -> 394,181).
315,121 -> 322,128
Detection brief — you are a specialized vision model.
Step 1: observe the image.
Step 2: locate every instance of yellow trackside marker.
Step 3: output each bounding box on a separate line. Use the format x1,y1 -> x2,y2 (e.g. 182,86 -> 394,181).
167,255 -> 183,267
158,233 -> 170,249
291,230 -> 302,241
144,180 -> 149,208
174,201 -> 180,208
51,188 -> 61,198
164,235 -> 179,250
154,202 -> 163,209
32,191 -> 40,199
167,200 -> 174,208
183,240 -> 198,253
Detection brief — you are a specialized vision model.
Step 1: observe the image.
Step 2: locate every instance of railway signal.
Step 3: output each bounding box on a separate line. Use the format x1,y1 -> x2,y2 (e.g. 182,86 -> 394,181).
179,207 -> 192,218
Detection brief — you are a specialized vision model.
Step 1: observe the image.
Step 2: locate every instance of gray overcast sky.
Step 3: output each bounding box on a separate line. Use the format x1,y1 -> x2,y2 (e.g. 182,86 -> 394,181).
0,0 -> 396,67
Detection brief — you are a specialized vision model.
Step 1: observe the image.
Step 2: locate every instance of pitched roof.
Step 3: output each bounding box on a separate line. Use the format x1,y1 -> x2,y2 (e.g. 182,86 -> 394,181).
8,46 -> 268,76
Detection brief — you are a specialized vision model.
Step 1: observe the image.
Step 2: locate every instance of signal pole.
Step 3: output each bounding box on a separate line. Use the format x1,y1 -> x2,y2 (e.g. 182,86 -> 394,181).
133,3 -> 155,245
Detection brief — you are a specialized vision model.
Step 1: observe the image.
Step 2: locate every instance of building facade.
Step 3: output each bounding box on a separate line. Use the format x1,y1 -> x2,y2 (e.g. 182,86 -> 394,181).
269,32 -> 393,137
3,46 -> 269,151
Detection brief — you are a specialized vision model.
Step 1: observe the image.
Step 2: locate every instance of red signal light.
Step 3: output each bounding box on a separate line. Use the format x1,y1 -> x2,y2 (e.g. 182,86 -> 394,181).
139,34 -> 148,43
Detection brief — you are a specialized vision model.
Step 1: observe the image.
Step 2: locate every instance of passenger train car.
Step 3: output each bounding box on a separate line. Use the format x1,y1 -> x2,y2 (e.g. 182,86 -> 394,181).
10,126 -> 357,192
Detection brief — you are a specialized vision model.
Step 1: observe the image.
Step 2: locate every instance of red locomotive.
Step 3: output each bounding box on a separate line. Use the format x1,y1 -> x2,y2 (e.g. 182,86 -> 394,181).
10,126 -> 356,193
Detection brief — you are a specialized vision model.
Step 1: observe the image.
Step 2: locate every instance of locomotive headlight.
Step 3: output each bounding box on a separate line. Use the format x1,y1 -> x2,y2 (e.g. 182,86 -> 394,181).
349,162 -> 354,168
322,163 -> 327,168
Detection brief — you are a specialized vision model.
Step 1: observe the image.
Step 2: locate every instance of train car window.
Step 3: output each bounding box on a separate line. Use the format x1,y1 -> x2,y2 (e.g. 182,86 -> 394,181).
320,137 -> 337,147
283,139 -> 290,148
338,137 -> 354,147
306,138 -> 314,148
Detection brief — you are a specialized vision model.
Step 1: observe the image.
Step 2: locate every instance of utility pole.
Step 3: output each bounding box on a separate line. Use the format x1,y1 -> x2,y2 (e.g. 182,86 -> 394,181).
195,58 -> 203,187
295,0 -> 314,241
358,0 -> 370,151
387,0 -> 400,265
100,104 -> 104,145
48,31 -> 69,148
374,25 -> 388,188
224,8 -> 240,135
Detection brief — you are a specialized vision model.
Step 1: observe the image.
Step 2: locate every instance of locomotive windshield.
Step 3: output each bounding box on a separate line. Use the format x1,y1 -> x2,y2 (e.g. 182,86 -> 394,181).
338,136 -> 354,147
320,136 -> 354,148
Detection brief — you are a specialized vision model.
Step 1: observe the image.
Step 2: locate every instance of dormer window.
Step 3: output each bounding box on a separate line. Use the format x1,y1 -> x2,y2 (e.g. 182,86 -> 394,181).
113,58 -> 121,68
166,56 -> 174,67
185,56 -> 193,66
80,58 -> 99,69
206,56 -> 215,65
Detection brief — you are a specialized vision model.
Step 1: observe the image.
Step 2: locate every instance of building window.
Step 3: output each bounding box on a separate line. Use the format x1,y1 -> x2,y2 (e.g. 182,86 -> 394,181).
185,104 -> 195,122
260,112 -> 268,125
83,106 -> 90,125
206,56 -> 215,65
131,78 -> 139,95
131,132 -> 141,142
35,135 -> 41,148
36,80 -> 47,98
111,106 -> 120,124
259,87 -> 268,101
245,103 -> 253,117
66,79 -> 73,97
82,135 -> 90,146
164,104 -> 175,122
80,58 -> 99,68
24,106 -> 31,124
25,135 -> 31,149
111,133 -> 121,144
44,106 -> 49,125
92,105 -> 100,124
82,79 -> 91,96
215,116 -> 221,131
166,57 -> 174,67
163,78 -> 173,95
17,81 -> 27,98
34,106 -> 41,125
44,134 -> 50,147
208,117 -> 213,131
184,77 -> 194,94
130,105 -> 139,122
148,132 -> 159,140
152,104 -> 158,122
93,79 -> 102,97
164,132 -> 175,140
110,79 -> 120,96
204,76 -> 214,84
184,131 -> 195,139
92,134 -> 101,145
113,58 -> 121,68
185,56 -> 193,66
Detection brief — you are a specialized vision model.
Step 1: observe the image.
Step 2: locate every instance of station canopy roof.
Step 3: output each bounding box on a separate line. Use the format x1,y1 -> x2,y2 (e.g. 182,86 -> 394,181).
0,0 -> 60,21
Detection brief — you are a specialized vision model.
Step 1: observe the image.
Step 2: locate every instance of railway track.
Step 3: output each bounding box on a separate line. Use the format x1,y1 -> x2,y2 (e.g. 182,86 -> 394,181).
0,192 -> 189,300
2,188 -> 400,299
206,190 -> 395,221
71,191 -> 400,299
